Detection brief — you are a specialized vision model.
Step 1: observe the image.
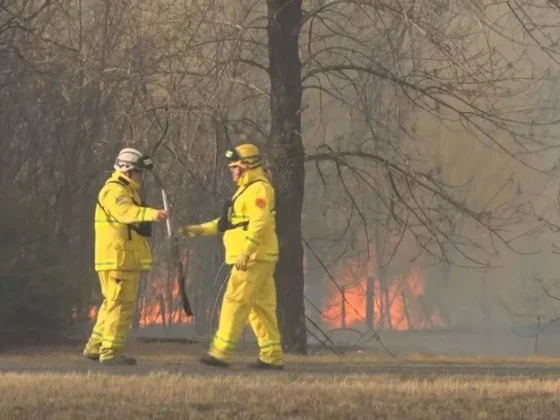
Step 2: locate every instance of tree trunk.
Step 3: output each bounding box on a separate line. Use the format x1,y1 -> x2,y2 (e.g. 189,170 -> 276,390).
366,276 -> 375,329
382,271 -> 393,330
266,0 -> 307,354
374,218 -> 392,330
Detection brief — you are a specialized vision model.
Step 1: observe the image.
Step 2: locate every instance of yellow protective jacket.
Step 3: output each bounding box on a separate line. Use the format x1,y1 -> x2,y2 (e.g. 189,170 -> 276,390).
198,167 -> 279,265
94,172 -> 159,272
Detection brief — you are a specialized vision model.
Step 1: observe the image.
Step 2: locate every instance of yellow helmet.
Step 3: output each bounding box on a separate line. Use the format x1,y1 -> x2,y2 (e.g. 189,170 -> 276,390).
225,143 -> 262,169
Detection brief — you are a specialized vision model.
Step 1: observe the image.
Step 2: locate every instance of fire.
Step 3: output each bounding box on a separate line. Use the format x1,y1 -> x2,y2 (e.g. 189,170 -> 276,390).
89,250 -> 194,327
323,262 -> 445,331
89,305 -> 99,320
138,279 -> 193,326
88,278 -> 194,327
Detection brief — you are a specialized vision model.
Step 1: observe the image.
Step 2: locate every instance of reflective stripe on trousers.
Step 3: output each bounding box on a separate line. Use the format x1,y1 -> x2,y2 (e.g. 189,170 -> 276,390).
83,271 -> 140,361
208,261 -> 283,366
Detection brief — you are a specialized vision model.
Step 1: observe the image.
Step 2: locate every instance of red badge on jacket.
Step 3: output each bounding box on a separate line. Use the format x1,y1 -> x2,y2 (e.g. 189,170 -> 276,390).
255,198 -> 267,209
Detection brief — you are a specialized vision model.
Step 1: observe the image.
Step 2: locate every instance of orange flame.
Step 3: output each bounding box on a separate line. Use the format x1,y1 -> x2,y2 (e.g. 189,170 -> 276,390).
89,305 -> 99,320
88,280 -> 194,327
138,279 -> 194,326
89,251 -> 194,327
323,261 -> 445,330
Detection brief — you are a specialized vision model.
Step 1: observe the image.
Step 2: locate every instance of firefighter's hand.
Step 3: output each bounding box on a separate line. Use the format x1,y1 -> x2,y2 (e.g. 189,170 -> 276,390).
234,252 -> 251,271
153,210 -> 168,222
178,225 -> 205,237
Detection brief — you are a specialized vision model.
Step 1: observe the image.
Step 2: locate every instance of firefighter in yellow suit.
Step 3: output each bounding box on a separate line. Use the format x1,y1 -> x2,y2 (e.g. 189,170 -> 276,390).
178,143 -> 284,369
83,148 -> 167,365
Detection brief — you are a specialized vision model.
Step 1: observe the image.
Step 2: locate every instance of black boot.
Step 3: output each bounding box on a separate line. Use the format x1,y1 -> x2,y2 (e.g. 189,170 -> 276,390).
82,351 -> 100,362
248,359 -> 284,370
99,355 -> 137,366
200,353 -> 230,368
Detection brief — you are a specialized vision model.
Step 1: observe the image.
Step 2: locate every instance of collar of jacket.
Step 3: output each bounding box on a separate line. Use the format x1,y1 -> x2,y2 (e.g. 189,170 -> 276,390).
110,171 -> 141,192
237,166 -> 269,187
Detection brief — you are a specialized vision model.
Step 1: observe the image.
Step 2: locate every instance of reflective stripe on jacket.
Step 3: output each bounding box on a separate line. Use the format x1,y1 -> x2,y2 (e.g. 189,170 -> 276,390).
94,172 -> 158,271
198,167 -> 279,265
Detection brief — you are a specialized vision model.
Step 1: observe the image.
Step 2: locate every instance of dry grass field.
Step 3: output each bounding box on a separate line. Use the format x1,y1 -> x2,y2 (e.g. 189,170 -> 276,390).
1,341 -> 560,419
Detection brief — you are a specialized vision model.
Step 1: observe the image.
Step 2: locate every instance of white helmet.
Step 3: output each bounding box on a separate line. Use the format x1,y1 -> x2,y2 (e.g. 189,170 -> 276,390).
114,148 -> 153,172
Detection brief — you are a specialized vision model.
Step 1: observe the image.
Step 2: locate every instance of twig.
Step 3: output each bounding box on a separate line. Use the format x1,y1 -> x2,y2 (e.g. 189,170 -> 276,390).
305,314 -> 344,356
535,314 -> 541,354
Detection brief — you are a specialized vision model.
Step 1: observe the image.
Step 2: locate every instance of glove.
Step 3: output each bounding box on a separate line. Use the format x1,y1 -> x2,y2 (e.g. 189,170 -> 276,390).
234,252 -> 251,271
177,225 -> 205,238
153,210 -> 168,222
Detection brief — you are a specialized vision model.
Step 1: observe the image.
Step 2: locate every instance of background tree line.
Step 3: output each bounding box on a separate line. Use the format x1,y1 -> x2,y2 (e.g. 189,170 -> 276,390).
1,0 -> 560,352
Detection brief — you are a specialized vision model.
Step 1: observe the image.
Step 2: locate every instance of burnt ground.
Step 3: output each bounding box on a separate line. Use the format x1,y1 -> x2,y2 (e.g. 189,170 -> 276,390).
3,360 -> 560,379
4,326 -> 560,380
2,340 -> 560,379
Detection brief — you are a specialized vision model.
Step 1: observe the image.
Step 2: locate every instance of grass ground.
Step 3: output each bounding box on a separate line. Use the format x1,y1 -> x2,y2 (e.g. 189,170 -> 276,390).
1,341 -> 560,419
2,372 -> 560,419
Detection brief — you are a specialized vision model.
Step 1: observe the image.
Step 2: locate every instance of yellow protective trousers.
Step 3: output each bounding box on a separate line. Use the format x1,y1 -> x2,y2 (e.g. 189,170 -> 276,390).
84,271 -> 140,361
209,262 -> 284,366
